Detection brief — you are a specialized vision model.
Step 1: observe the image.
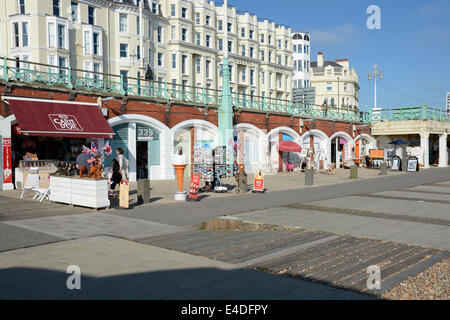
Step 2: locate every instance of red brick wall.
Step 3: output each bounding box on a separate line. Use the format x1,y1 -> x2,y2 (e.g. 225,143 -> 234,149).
0,84 -> 370,138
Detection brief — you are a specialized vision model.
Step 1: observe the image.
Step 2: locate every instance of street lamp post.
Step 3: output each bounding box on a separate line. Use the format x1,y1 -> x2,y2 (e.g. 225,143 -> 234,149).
218,0 -> 234,170
368,64 -> 383,109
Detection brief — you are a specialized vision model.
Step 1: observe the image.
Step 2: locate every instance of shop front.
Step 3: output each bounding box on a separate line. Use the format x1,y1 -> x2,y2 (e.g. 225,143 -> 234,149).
172,120 -> 218,178
330,132 -> 354,168
107,114 -> 174,181
301,129 -> 330,170
268,127 -> 302,173
233,124 -> 266,174
0,96 -> 114,197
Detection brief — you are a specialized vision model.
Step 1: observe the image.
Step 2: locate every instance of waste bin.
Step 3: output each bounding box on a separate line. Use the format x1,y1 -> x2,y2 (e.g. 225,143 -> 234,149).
137,179 -> 150,204
305,169 -> 314,186
350,165 -> 358,179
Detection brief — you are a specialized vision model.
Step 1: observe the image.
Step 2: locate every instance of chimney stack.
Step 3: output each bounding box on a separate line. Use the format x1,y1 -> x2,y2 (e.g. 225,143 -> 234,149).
317,52 -> 324,67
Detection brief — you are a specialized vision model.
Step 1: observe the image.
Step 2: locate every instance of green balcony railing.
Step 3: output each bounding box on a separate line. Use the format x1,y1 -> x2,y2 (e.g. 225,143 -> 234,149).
371,105 -> 450,122
0,56 -> 384,123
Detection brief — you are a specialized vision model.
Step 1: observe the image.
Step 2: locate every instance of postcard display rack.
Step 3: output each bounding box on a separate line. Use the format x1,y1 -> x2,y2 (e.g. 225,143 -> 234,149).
193,143 -> 214,183
214,146 -> 232,179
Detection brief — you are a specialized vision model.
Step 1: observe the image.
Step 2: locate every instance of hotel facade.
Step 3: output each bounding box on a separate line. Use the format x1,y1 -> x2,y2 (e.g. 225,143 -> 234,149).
0,0 -> 293,102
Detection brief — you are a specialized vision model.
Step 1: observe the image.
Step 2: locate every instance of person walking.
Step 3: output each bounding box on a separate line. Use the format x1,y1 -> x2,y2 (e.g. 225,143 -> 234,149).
109,148 -> 129,197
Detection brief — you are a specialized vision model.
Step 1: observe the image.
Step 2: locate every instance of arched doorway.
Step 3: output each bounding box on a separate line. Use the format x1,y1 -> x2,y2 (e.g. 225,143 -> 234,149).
234,124 -> 266,173
301,129 -> 330,170
267,127 -> 301,173
330,132 -> 354,168
354,134 -> 377,160
108,114 -> 172,181
172,120 -> 218,177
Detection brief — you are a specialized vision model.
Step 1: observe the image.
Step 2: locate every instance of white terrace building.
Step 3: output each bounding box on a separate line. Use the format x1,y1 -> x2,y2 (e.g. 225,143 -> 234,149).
0,0 -> 293,101
310,52 -> 359,111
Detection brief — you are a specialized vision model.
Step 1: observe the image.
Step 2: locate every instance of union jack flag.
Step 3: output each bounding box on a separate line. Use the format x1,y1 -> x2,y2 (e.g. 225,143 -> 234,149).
81,145 -> 90,154
90,142 -> 98,156
102,141 -> 112,156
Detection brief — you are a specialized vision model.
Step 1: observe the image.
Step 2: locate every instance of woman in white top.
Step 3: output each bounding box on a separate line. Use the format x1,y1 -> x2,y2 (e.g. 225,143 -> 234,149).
109,147 -> 129,196
116,148 -> 129,182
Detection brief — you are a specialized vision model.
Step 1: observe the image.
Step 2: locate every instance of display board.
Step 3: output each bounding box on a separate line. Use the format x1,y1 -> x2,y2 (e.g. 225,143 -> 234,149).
193,143 -> 214,182
410,147 -> 424,166
407,158 -> 418,172
369,149 -> 384,159
391,156 -> 401,171
253,170 -> 265,192
187,174 -> 201,201
214,146 -> 232,178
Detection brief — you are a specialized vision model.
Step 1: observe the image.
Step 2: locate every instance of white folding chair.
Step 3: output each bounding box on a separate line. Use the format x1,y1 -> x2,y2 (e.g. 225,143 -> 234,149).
20,171 -> 40,199
35,186 -> 51,202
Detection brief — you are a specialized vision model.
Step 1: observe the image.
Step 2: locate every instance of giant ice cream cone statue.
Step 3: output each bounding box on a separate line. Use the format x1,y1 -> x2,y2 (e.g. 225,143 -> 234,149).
174,164 -> 186,192
172,147 -> 187,200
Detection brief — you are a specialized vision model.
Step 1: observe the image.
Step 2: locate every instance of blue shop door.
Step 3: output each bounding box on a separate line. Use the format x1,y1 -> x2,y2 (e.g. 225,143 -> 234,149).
105,124 -> 129,168
148,139 -> 160,170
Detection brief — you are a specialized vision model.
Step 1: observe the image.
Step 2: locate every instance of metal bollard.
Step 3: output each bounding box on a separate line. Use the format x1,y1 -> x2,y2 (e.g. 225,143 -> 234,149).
305,169 -> 314,186
350,165 -> 358,179
379,162 -> 387,175
238,173 -> 248,192
137,179 -> 150,204
401,159 -> 409,172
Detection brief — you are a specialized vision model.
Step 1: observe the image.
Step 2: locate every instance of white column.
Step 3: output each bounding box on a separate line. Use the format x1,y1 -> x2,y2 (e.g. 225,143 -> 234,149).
439,133 -> 448,168
420,133 -> 430,168
128,122 -> 137,182
335,138 -> 340,168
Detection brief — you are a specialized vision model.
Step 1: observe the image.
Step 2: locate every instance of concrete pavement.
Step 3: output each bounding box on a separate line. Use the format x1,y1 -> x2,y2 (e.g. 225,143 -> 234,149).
0,236 -> 370,300
1,167 -> 449,299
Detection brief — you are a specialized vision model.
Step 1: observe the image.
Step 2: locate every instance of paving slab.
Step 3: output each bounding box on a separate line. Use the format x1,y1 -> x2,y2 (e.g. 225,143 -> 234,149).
0,223 -> 63,252
0,236 -> 371,300
407,185 -> 450,194
222,207 -> 450,250
0,195 -> 89,222
3,213 -> 185,241
307,196 -> 450,221
374,190 -> 450,202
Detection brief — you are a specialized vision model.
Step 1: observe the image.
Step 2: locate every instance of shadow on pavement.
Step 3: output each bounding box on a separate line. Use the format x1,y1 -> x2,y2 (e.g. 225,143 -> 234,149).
0,266 -> 376,300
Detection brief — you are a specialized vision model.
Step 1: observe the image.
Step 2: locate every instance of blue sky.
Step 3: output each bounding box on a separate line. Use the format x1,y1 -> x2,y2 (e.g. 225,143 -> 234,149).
229,0 -> 450,110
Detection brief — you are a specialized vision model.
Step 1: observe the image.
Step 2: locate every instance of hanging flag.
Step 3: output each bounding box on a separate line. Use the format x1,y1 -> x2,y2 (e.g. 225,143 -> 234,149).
102,140 -> 112,156
90,142 -> 99,156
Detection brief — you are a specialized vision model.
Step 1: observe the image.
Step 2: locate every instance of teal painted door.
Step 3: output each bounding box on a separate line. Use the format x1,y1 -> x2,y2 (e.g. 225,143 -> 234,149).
148,139 -> 160,166
105,124 -> 128,168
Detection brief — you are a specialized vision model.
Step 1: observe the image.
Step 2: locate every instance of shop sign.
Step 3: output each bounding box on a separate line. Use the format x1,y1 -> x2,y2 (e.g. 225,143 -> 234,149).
187,174 -> 201,201
253,169 -> 265,193
137,125 -> 159,141
49,114 -> 83,131
2,138 -> 12,184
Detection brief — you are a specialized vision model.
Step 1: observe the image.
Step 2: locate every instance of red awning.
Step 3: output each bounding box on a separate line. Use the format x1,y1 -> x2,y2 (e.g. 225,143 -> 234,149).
278,140 -> 302,153
5,97 -> 114,138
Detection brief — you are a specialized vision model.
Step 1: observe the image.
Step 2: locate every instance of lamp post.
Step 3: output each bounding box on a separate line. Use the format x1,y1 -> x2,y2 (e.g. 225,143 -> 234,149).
218,0 -> 234,170
368,64 -> 383,109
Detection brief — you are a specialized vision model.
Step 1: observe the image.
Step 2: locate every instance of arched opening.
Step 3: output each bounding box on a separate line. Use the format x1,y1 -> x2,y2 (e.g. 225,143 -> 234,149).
302,129 -> 330,170
234,124 -> 266,174
172,120 -> 218,177
267,127 -> 301,173
108,114 -> 171,181
330,132 -> 353,168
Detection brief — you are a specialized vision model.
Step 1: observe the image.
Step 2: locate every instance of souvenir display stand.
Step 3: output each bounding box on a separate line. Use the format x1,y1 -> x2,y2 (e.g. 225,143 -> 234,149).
15,159 -> 58,189
49,176 -> 110,209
